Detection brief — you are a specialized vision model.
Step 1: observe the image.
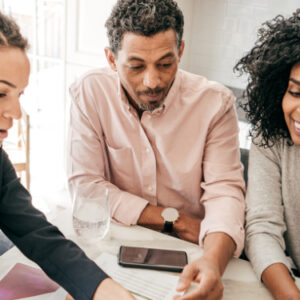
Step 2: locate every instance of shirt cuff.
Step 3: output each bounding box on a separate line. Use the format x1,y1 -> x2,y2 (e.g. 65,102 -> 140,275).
111,191 -> 149,225
199,196 -> 245,257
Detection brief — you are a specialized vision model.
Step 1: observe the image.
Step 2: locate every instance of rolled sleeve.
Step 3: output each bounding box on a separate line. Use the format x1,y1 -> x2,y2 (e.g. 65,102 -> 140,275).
199,196 -> 245,257
200,92 -> 245,257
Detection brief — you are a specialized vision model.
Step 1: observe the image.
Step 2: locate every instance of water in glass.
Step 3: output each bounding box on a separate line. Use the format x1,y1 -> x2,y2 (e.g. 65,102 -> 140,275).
72,186 -> 110,241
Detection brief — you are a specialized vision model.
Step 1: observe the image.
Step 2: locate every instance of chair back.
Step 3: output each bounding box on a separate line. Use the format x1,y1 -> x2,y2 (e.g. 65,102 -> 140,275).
240,148 -> 249,186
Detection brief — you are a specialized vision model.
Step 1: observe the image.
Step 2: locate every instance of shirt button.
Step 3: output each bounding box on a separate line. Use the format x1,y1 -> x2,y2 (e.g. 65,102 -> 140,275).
148,186 -> 153,191
146,148 -> 150,153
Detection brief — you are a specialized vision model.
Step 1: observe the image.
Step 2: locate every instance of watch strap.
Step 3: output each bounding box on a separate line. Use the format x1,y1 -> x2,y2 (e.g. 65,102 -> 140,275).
163,221 -> 173,233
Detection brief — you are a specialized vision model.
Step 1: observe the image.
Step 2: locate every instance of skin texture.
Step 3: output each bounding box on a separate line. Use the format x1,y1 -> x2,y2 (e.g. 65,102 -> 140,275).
0,47 -> 29,146
282,62 -> 300,146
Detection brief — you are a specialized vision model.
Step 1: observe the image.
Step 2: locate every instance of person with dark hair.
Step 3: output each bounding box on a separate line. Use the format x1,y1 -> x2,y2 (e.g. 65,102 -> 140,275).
234,9 -> 300,300
0,11 -> 134,300
67,0 -> 245,299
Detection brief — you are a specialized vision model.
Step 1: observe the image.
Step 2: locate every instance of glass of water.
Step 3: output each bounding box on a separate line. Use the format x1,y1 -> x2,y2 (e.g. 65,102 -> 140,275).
72,184 -> 110,242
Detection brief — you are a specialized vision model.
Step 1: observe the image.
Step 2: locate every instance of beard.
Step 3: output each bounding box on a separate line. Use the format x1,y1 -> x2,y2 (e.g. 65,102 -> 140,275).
136,87 -> 166,111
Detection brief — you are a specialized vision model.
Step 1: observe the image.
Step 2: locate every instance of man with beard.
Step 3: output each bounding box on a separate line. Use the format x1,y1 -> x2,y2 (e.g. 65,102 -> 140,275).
67,1 -> 245,299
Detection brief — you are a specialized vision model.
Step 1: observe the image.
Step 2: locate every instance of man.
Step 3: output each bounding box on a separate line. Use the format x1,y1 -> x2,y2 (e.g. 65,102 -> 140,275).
67,0 -> 245,299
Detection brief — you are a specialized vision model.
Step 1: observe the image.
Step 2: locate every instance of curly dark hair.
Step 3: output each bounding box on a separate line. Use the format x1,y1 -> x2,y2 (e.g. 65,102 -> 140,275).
0,11 -> 28,50
234,9 -> 300,147
105,0 -> 184,55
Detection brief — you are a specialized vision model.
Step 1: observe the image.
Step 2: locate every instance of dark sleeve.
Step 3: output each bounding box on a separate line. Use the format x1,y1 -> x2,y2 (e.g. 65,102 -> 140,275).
0,149 -> 108,300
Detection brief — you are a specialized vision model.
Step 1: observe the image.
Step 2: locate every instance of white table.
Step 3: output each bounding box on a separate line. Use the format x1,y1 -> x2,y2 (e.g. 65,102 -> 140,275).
0,209 -> 293,299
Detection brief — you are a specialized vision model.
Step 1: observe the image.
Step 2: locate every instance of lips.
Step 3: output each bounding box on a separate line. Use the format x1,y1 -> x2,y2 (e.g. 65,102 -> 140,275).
143,92 -> 162,102
295,120 -> 300,129
0,129 -> 8,139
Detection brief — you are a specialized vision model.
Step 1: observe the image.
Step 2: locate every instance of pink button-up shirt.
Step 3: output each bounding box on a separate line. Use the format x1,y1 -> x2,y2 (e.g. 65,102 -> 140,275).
67,67 -> 245,256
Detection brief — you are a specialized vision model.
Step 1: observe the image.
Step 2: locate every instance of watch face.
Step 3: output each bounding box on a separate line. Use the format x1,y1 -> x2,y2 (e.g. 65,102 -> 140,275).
161,207 -> 179,222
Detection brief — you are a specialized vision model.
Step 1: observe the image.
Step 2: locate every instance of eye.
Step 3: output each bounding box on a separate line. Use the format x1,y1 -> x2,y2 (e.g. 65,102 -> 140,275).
158,63 -> 172,68
129,65 -> 144,70
288,91 -> 300,97
0,93 -> 6,98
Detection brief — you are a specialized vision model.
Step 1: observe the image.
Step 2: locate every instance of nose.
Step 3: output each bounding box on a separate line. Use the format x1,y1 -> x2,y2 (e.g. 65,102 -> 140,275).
3,95 -> 22,120
143,67 -> 161,89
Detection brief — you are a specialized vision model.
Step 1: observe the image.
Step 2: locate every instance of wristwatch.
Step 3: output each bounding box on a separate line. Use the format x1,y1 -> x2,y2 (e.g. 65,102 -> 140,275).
161,207 -> 179,233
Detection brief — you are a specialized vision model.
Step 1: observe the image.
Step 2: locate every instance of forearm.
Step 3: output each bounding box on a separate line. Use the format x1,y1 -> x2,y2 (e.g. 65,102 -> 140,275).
137,204 -> 164,230
202,232 -> 236,275
262,263 -> 300,300
137,204 -> 201,244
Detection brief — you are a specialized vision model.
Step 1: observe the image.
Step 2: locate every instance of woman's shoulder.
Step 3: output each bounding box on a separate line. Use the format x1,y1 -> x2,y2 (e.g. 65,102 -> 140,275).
250,135 -> 300,165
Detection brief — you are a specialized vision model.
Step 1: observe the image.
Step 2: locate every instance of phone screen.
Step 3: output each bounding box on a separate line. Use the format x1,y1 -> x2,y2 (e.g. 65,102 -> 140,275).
118,246 -> 187,272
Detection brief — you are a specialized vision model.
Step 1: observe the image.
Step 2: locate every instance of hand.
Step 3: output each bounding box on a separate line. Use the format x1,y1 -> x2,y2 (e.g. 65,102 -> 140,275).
173,256 -> 223,300
173,213 -> 203,244
66,278 -> 136,300
137,204 -> 204,244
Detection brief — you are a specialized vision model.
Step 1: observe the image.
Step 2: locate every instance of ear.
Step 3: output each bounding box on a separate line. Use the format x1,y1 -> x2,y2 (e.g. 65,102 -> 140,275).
105,47 -> 117,71
178,40 -> 185,62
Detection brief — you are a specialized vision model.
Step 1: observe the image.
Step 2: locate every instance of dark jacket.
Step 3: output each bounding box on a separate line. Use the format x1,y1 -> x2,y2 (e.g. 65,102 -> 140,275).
0,148 -> 108,299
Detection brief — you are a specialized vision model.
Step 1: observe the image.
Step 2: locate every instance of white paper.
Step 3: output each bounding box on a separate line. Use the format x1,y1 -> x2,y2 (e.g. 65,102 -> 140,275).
95,252 -> 183,300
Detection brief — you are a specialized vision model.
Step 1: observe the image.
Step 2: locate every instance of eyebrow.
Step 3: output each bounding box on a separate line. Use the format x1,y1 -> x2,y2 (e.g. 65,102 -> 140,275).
0,80 -> 16,88
127,52 -> 175,63
289,78 -> 300,85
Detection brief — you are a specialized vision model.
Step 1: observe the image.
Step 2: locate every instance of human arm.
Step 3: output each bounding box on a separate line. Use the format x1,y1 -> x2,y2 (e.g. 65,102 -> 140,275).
67,78 -> 148,226
246,142 -> 300,299
137,204 -> 203,244
261,264 -> 300,300
199,91 -> 245,257
174,232 -> 235,300
66,278 -> 136,300
173,91 -> 245,299
0,149 -> 108,300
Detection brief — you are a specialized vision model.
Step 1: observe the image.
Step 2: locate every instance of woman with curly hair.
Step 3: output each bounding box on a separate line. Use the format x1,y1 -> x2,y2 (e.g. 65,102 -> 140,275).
234,9 -> 300,300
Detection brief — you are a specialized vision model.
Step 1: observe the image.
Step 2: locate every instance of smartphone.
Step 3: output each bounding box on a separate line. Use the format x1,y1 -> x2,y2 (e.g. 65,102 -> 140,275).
118,245 -> 188,272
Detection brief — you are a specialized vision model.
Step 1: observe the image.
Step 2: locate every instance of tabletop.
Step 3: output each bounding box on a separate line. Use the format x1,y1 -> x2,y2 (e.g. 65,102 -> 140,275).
0,208 -> 294,300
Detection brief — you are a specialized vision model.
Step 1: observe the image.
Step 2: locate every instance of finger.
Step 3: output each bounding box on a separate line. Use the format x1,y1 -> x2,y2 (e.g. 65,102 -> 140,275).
65,294 -> 74,300
179,275 -> 221,300
176,264 -> 199,292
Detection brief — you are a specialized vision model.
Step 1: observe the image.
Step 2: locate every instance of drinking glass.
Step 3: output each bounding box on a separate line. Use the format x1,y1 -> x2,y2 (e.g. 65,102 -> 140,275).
72,185 -> 110,242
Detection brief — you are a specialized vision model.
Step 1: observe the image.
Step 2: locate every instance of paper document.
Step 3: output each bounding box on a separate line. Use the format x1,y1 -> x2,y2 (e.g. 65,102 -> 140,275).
95,252 -> 183,300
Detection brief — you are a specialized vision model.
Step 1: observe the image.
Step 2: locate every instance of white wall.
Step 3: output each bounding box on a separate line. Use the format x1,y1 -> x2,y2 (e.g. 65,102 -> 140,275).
184,0 -> 300,88
176,0 -> 194,71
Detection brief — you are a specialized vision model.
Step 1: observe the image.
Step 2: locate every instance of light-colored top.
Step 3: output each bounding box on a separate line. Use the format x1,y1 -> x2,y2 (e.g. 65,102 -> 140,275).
246,139 -> 300,279
67,67 -> 245,255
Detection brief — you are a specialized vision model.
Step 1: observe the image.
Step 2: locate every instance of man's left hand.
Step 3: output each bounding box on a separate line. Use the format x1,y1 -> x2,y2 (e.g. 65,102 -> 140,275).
173,256 -> 223,300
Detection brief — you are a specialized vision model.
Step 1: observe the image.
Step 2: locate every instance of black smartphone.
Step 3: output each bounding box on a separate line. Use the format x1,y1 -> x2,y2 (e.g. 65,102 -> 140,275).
118,245 -> 188,272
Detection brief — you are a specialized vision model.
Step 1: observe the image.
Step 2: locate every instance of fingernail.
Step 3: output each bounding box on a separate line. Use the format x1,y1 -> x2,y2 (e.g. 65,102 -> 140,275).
176,281 -> 185,290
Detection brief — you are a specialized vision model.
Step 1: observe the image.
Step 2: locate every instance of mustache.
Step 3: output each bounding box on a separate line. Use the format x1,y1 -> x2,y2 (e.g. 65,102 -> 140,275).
137,87 -> 165,96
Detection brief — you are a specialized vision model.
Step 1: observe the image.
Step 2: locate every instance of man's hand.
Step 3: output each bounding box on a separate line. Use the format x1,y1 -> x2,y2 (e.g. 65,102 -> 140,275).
173,232 -> 236,300
174,256 -> 223,300
137,204 -> 204,244
173,214 -> 201,244
66,278 -> 136,300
